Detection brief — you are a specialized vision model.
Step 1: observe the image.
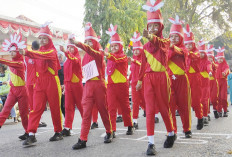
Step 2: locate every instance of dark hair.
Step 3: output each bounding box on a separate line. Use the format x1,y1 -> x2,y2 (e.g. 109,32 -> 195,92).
0,64 -> 7,71
32,41 -> 40,50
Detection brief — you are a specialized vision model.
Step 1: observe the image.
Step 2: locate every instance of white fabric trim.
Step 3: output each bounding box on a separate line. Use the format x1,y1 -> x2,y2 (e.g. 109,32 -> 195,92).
216,56 -> 225,59
111,41 -> 123,44
147,19 -> 163,23
207,54 -> 214,57
199,50 -> 206,52
184,40 -> 195,44
85,36 -> 99,41
133,46 -> 143,49
170,31 -> 183,37
39,33 -> 53,38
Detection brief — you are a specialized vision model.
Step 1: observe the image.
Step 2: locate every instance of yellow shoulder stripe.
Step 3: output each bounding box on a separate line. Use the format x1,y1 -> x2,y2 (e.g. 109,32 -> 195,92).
30,50 -> 54,55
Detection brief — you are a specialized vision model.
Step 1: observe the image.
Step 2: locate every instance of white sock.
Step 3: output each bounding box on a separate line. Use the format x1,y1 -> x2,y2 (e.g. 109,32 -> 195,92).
64,127 -> 70,130
155,114 -> 158,118
148,135 -> 154,145
117,115 -> 122,117
133,119 -> 138,123
29,132 -> 35,136
168,131 -> 174,136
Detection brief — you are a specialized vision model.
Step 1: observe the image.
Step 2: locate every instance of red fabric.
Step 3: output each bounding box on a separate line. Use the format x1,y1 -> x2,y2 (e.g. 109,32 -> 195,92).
216,59 -> 229,79
199,56 -> 212,73
170,75 -> 191,133
188,73 -> 203,119
107,83 -> 133,131
131,82 -> 145,119
27,76 -> 62,133
144,73 -> 174,136
186,47 -> 200,73
80,80 -> 112,141
200,77 -> 210,117
210,80 -> 219,111
92,104 -> 98,123
25,57 -> 36,85
0,86 -> 28,132
218,78 -> 228,113
27,84 -> 34,111
130,52 -> 142,83
64,82 -> 83,129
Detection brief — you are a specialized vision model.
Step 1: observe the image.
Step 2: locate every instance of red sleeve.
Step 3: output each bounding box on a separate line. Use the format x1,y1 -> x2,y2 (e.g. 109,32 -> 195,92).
189,51 -> 200,59
149,35 -> 170,53
25,49 -> 56,60
0,58 -> 24,69
64,51 -> 80,64
132,59 -> 141,66
207,61 -> 213,73
107,53 -> 127,63
223,62 -> 230,76
76,42 -> 102,60
138,50 -> 147,82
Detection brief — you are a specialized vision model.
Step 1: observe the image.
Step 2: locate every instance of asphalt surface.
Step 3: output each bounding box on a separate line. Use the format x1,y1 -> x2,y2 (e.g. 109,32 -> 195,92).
1,103 -> 232,157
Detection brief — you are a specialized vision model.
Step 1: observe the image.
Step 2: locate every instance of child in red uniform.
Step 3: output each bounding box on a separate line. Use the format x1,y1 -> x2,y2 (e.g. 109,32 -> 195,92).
128,32 -> 146,129
60,35 -> 83,136
0,33 -> 29,140
105,24 -> 134,136
207,45 -> 220,119
21,22 -> 63,146
215,47 -> 230,117
184,24 -> 203,130
137,0 -> 176,155
168,16 -> 192,138
198,39 -> 213,125
70,22 -> 113,149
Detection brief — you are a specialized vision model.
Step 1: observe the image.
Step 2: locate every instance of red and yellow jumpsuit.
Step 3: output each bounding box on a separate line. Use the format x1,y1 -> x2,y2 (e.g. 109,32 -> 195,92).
0,58 -> 29,132
25,49 -> 63,134
138,34 -> 174,136
63,51 -> 83,129
168,45 -> 192,133
75,42 -> 112,141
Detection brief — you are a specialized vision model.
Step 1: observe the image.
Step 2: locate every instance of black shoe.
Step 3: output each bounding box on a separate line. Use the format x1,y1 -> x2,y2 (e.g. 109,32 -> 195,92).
185,131 -> 192,138
133,122 -> 139,129
23,135 -> 37,146
113,131 -> 116,138
175,110 -> 180,116
61,129 -> 71,137
19,133 -> 29,140
91,122 -> 98,129
219,112 -> 223,117
104,133 -> 113,143
49,132 -> 63,141
116,116 -> 123,123
214,111 -> 219,119
126,126 -> 134,135
72,138 -> 86,150
197,118 -> 203,130
38,122 -> 47,128
227,109 -> 229,112
155,117 -> 159,123
143,111 -> 146,117
223,112 -> 228,117
208,115 -> 211,121
203,117 -> 209,126
164,134 -> 176,148
146,144 -> 156,155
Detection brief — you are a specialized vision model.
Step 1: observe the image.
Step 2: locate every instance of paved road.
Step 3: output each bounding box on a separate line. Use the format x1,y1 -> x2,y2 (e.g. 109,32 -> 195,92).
1,105 -> 232,157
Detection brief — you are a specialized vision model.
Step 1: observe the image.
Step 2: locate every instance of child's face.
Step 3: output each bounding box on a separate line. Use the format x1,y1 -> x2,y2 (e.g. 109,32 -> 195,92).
200,52 -> 205,59
84,40 -> 93,48
208,56 -> 213,62
68,46 -> 75,54
148,23 -> 160,35
170,34 -> 180,45
133,49 -> 140,56
39,35 -> 49,46
217,58 -> 223,63
185,43 -> 193,51
111,44 -> 119,53
10,51 -> 17,58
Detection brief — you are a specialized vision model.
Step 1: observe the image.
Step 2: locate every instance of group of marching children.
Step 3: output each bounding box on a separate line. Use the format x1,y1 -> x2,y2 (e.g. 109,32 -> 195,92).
0,0 -> 230,156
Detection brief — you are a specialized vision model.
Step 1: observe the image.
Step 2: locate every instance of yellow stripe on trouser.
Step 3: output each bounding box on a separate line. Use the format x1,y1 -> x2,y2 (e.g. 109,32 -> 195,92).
54,75 -> 63,129
165,71 -> 174,128
185,74 -> 192,131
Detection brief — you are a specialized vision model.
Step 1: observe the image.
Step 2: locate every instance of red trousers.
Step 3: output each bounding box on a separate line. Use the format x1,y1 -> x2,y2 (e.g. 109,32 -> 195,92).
210,79 -> 219,111
188,73 -> 203,119
27,84 -> 34,111
218,78 -> 228,113
80,80 -> 112,141
131,82 -> 145,119
144,72 -> 174,136
170,74 -> 191,133
200,77 -> 210,117
27,76 -> 63,133
0,86 -> 29,132
64,82 -> 83,129
107,83 -> 133,131
92,104 -> 98,123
